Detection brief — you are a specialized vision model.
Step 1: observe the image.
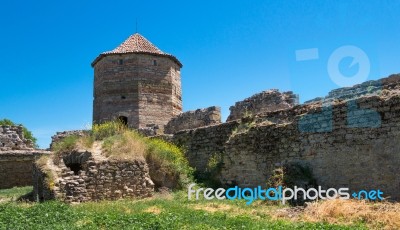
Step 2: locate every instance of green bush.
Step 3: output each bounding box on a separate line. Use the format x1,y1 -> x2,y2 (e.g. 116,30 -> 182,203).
0,118 -> 37,147
92,121 -> 126,140
145,138 -> 193,187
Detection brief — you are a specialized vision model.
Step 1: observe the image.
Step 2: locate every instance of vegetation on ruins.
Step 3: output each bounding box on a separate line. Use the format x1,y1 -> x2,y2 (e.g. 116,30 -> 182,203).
35,155 -> 56,190
230,111 -> 256,136
0,118 -> 37,146
49,121 -> 193,188
199,152 -> 224,188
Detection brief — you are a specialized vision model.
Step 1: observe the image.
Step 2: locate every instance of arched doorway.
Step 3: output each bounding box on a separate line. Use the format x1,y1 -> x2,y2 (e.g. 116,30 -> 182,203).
118,116 -> 128,126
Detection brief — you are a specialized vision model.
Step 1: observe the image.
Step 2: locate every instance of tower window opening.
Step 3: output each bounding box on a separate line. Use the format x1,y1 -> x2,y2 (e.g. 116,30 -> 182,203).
119,59 -> 123,65
121,95 -> 126,99
118,116 -> 128,126
153,60 -> 157,66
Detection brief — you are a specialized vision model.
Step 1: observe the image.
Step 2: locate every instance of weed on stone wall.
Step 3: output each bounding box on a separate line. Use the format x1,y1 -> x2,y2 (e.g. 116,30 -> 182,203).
52,135 -> 79,154
35,155 -> 56,190
230,112 -> 256,136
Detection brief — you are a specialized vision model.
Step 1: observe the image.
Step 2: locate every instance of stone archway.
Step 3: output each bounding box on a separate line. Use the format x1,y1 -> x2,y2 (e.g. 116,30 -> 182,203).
62,151 -> 91,176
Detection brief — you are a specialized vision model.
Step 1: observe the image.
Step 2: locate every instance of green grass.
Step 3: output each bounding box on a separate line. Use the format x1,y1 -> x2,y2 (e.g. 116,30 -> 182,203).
0,186 -> 32,202
0,188 -> 366,230
52,135 -> 80,153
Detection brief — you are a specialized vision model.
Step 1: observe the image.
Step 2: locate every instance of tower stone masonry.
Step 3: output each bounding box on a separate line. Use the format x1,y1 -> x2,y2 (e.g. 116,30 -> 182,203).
91,33 -> 183,129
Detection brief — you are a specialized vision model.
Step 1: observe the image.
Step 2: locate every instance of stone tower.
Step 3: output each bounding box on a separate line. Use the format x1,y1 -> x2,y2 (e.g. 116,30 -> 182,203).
91,33 -> 183,129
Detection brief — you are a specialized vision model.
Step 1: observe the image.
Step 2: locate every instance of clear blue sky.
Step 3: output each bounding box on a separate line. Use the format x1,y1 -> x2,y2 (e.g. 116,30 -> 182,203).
1,1 -> 399,148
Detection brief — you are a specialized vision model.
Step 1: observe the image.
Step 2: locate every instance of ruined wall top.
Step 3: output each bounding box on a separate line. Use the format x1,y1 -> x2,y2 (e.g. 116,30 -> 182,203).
0,125 -> 34,151
164,106 -> 221,134
227,89 -> 299,122
305,74 -> 400,104
50,130 -> 88,149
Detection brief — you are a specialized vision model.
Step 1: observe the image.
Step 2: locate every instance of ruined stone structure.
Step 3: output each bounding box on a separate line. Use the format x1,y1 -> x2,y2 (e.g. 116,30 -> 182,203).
0,126 -> 49,189
92,33 -> 183,129
0,150 -> 49,189
50,130 -> 88,149
35,73 -> 400,202
26,32 -> 400,203
227,89 -> 299,121
164,106 -> 221,134
172,74 -> 400,201
33,150 -> 154,203
0,125 -> 34,151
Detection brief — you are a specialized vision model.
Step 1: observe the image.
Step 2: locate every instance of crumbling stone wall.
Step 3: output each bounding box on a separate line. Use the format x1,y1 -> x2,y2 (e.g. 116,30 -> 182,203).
227,89 -> 299,121
305,77 -> 385,104
173,74 -> 400,201
165,106 -> 222,134
50,130 -> 88,149
138,124 -> 164,137
0,150 -> 50,189
33,150 -> 154,203
0,125 -> 47,189
0,125 -> 34,151
220,93 -> 400,200
172,122 -> 238,173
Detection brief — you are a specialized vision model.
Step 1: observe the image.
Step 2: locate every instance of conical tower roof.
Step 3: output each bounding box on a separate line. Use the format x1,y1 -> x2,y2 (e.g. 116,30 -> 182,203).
92,33 -> 182,67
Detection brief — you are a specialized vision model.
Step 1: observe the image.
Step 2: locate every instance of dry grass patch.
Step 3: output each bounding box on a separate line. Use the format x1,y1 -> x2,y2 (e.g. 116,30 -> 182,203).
102,131 -> 146,161
75,135 -> 94,150
189,200 -> 279,220
192,203 -> 232,213
144,206 -> 162,214
273,199 -> 400,230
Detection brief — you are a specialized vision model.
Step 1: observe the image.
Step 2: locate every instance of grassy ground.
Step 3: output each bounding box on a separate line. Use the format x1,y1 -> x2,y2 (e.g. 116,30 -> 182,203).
0,187 -> 371,230
0,186 -> 32,202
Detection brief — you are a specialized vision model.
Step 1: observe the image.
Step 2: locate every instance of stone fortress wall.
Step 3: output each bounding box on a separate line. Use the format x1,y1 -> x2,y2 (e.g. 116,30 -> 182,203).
170,74 -> 400,200
227,89 -> 299,121
6,32 -> 400,203
0,126 -> 50,189
164,106 -> 222,134
4,71 -> 400,202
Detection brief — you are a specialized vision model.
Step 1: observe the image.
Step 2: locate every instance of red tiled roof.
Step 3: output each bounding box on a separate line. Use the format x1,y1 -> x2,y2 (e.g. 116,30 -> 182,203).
91,33 -> 182,67
104,33 -> 164,55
